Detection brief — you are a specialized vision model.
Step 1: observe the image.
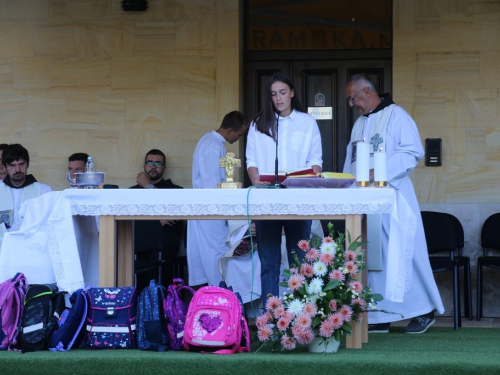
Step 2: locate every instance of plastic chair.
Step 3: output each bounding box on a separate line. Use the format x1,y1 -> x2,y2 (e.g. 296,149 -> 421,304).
133,220 -> 165,289
476,213 -> 500,321
421,211 -> 472,330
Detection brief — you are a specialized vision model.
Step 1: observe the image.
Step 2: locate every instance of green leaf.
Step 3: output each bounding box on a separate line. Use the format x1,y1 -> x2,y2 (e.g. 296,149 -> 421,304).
283,269 -> 291,278
298,285 -> 307,296
278,282 -> 288,288
323,279 -> 340,291
372,293 -> 384,302
342,322 -> 352,334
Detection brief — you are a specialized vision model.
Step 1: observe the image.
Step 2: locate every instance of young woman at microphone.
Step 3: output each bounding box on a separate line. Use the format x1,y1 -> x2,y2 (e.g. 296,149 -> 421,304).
246,72 -> 323,310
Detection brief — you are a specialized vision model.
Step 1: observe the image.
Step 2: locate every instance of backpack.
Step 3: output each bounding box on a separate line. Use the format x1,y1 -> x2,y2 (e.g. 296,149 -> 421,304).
164,278 -> 195,350
49,285 -> 91,352
0,273 -> 28,351
136,280 -> 170,351
182,285 -> 250,354
85,286 -> 137,349
21,284 -> 67,352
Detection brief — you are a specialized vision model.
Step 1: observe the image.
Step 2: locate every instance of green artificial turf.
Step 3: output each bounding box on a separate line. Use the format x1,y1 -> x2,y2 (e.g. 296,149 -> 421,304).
1,328 -> 499,375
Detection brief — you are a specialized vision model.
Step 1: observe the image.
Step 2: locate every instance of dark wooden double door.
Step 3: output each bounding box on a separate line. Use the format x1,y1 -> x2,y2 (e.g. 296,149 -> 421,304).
243,59 -> 391,186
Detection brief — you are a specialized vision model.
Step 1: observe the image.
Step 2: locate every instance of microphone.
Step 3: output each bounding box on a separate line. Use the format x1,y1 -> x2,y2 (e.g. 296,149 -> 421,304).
274,110 -> 281,188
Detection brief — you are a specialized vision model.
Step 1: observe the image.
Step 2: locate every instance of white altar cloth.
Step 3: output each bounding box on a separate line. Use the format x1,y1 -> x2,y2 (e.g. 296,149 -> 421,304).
0,187 -> 411,302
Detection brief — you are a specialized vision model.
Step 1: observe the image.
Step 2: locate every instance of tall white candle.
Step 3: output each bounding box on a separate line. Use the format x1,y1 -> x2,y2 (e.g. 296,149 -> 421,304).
356,141 -> 370,183
374,149 -> 387,182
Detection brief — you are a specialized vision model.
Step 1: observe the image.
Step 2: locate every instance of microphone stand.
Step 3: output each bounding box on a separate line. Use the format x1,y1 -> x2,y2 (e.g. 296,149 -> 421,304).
274,110 -> 281,188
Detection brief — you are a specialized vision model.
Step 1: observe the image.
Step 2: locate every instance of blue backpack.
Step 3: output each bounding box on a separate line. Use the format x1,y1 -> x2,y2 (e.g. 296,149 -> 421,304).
49,286 -> 90,351
136,280 -> 170,351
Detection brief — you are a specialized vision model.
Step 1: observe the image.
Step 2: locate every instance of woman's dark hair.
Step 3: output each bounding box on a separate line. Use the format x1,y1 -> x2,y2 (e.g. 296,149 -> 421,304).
251,72 -> 305,139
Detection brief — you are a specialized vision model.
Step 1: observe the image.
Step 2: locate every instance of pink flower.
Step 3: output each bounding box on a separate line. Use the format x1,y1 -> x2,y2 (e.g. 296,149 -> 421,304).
295,329 -> 315,345
319,320 -> 335,337
303,303 -> 317,317
297,240 -> 310,252
352,298 -> 367,310
339,305 -> 353,322
319,252 -> 334,265
284,312 -> 294,320
357,313 -> 363,322
266,296 -> 282,311
277,317 -> 291,331
257,325 -> 273,342
291,324 -> 304,337
329,270 -> 345,281
288,274 -> 305,291
289,267 -> 298,274
344,250 -> 357,262
300,263 -> 314,278
281,335 -> 296,350
305,248 -> 320,262
264,311 -> 273,321
327,312 -> 344,329
255,315 -> 269,328
296,314 -> 312,328
344,261 -> 358,275
322,236 -> 334,243
274,306 -> 285,318
349,281 -> 363,294
329,299 -> 337,312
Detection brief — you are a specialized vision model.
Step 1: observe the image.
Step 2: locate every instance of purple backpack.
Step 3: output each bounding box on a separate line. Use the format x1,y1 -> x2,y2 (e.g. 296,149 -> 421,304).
164,278 -> 195,350
0,273 -> 28,351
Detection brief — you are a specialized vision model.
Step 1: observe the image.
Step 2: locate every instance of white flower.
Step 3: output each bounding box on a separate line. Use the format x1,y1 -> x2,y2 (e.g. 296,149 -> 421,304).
313,261 -> 328,277
287,299 -> 305,316
307,277 -> 324,294
320,241 -> 337,254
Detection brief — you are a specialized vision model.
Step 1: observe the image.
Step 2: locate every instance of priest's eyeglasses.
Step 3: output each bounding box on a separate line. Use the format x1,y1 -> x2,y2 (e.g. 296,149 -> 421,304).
348,87 -> 366,103
145,161 -> 164,167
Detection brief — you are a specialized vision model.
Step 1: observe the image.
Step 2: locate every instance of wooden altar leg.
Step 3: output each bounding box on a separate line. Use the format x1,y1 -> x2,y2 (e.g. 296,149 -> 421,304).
345,213 -> 363,349
117,220 -> 134,286
99,215 -> 117,287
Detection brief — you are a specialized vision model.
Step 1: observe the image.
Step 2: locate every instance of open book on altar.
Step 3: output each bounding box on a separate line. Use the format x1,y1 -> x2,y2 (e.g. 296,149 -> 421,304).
259,167 -> 316,183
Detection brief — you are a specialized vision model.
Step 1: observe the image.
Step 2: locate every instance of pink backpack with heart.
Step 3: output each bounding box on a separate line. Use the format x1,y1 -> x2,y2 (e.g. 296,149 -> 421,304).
182,285 -> 250,354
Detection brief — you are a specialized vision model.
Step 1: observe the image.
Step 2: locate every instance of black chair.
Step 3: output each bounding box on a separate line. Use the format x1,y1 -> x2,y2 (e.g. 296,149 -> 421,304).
476,213 -> 500,321
133,220 -> 165,290
421,211 -> 472,330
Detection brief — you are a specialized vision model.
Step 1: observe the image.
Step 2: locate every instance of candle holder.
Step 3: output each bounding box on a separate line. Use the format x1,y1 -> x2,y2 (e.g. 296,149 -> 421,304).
373,181 -> 388,187
356,181 -> 370,187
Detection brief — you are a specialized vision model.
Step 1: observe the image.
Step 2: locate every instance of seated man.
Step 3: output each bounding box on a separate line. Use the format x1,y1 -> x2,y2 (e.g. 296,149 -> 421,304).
0,143 -> 8,181
130,149 -> 185,290
67,152 -> 88,188
0,144 -> 52,249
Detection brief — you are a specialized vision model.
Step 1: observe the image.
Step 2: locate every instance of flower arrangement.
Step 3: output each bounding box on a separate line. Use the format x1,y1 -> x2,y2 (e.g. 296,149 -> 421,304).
255,223 -> 383,352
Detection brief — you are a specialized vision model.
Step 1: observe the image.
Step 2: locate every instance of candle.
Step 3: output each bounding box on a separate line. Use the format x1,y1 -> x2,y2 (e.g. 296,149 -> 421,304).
355,141 -> 370,185
374,148 -> 387,184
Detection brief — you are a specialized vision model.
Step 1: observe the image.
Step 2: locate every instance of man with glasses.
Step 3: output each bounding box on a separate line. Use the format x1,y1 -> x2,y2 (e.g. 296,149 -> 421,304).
130,149 -> 184,289
343,73 -> 444,334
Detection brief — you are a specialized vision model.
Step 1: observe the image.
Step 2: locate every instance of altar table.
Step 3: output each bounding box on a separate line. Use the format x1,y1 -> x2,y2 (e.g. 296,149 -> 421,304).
4,187 -> 401,349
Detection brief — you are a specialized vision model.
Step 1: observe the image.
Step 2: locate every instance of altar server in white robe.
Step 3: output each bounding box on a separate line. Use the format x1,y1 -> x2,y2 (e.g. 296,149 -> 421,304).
343,74 -> 444,334
0,144 -> 52,280
187,111 -> 248,286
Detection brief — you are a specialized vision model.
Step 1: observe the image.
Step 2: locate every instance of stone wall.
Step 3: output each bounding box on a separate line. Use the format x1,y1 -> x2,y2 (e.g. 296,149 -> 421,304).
394,0 -> 500,317
0,0 -> 242,190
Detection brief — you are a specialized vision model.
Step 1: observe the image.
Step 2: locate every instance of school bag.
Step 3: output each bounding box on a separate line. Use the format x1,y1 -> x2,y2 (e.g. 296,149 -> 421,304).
21,283 -> 66,352
164,278 -> 195,350
48,285 -> 91,351
85,286 -> 137,349
0,273 -> 28,351
182,284 -> 250,354
136,280 -> 169,351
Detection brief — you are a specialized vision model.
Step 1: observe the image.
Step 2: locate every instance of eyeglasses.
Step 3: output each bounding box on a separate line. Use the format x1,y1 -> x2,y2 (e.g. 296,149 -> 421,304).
347,87 -> 366,103
145,161 -> 164,167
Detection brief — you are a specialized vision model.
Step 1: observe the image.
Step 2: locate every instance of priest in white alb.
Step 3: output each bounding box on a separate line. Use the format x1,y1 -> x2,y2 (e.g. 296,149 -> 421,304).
343,74 -> 444,334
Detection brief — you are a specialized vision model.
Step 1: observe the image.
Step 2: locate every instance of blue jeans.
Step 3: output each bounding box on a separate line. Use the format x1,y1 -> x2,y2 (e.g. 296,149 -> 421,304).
255,220 -> 311,310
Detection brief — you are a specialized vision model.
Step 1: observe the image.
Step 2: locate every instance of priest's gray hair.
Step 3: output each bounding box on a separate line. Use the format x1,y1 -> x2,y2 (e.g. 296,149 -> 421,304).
347,74 -> 378,94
